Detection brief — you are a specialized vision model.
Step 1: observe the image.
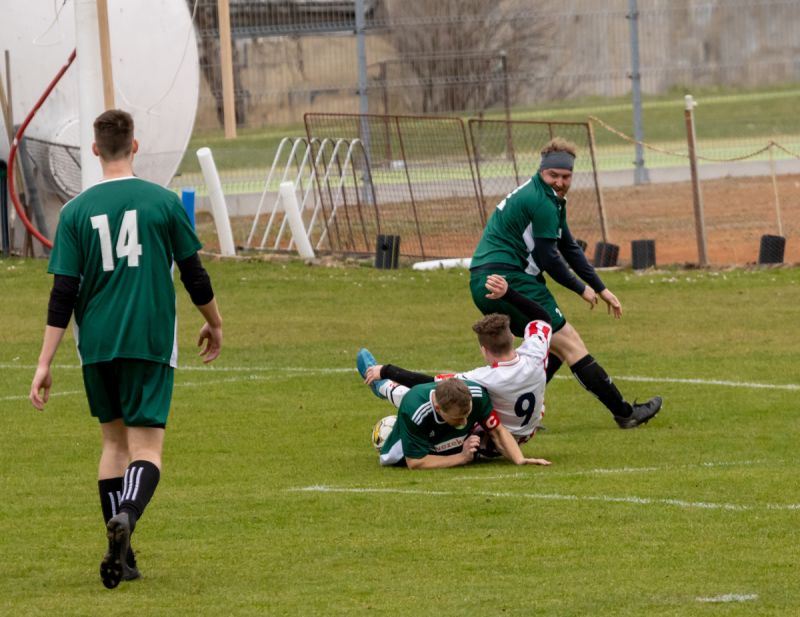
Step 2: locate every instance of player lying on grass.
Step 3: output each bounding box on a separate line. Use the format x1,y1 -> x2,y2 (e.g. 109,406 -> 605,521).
366,377 -> 550,469
360,274 -> 551,452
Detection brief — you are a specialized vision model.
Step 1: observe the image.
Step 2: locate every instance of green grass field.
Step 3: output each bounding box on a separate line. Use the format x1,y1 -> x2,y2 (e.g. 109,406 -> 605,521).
2,258 -> 799,616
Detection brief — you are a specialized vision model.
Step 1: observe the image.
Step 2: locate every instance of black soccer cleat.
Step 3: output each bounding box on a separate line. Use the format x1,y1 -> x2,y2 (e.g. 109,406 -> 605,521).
121,548 -> 142,582
615,396 -> 663,429
100,512 -> 131,589
121,562 -> 142,582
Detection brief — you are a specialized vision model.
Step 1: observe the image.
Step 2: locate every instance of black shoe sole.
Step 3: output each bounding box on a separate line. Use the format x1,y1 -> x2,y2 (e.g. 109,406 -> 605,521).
100,515 -> 131,589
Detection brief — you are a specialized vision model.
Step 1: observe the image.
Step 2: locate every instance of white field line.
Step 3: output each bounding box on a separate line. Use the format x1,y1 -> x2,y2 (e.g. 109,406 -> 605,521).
1,363 -> 798,391
290,485 -> 800,512
0,373 -> 278,402
697,593 -> 758,603
454,459 -> 768,482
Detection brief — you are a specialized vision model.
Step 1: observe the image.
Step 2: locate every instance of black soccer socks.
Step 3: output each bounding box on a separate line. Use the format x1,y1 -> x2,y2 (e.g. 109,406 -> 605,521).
546,355 -> 563,383
570,354 -> 632,418
98,477 -> 124,524
119,460 -> 161,533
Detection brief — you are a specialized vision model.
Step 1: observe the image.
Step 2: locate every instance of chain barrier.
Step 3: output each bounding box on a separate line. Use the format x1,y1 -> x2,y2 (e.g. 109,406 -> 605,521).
588,115 -> 800,163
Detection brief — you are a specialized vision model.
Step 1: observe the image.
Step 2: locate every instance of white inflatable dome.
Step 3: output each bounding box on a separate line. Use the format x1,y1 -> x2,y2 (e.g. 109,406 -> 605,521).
0,0 -> 199,194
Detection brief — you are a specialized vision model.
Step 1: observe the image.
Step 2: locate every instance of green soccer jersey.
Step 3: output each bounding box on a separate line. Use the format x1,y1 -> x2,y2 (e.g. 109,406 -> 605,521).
379,380 -> 497,466
48,177 -> 201,367
471,173 -> 567,276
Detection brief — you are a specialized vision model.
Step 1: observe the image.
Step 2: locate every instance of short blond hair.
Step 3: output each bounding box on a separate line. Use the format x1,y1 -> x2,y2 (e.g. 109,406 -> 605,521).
540,137 -> 578,158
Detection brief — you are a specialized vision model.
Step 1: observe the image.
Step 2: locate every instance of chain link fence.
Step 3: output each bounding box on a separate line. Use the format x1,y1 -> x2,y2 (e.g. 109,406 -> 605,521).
190,0 -> 800,129
224,114 -> 606,260
181,0 -> 800,265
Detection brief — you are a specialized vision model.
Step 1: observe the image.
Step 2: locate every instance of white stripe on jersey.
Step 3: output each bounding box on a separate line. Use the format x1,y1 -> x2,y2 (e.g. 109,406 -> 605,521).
523,223 -> 541,276
411,402 -> 434,425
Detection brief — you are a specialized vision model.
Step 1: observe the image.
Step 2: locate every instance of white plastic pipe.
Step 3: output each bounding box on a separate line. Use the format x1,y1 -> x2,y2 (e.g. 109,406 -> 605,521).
279,181 -> 315,259
197,147 -> 236,256
74,0 -> 105,188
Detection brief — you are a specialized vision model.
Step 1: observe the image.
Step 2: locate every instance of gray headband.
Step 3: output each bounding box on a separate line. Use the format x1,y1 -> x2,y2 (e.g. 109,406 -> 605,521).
539,150 -> 575,171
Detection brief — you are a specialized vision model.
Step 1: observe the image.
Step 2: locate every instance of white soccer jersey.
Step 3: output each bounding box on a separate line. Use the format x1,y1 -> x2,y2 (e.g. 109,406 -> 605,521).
456,319 -> 551,440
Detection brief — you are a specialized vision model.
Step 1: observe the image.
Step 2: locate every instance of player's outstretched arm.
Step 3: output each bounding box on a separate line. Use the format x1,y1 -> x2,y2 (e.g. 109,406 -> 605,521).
30,325 -> 67,410
406,435 -> 480,469
484,274 -> 552,324
488,423 -> 551,466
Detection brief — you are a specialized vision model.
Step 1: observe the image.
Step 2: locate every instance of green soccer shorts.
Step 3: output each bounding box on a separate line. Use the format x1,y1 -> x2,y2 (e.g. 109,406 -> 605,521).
82,359 -> 175,427
469,269 -> 567,336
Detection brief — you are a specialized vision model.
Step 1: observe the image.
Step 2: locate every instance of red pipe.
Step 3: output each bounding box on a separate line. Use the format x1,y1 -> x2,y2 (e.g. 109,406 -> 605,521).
7,49 -> 77,250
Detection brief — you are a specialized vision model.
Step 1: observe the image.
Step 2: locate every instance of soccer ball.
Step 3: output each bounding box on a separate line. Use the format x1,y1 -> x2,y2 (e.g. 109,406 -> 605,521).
371,415 -> 397,451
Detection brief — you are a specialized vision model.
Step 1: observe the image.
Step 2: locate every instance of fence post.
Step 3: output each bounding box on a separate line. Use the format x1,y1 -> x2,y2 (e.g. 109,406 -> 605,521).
627,0 -> 650,185
684,94 -> 708,267
500,51 -> 513,161
355,0 -> 375,207
586,121 -> 609,244
217,0 -> 237,139
768,143 -> 783,237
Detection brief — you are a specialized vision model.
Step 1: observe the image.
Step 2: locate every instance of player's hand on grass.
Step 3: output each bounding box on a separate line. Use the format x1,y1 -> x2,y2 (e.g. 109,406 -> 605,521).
29,366 -> 52,411
517,456 -> 552,466
581,286 -> 598,309
364,365 -> 384,385
198,322 -> 223,363
484,274 -> 508,299
599,289 -> 622,318
461,434 -> 481,460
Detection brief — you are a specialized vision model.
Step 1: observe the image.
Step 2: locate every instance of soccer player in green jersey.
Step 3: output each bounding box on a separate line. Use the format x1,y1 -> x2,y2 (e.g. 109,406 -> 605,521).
29,109 -> 224,589
374,378 -> 550,469
469,137 -> 662,429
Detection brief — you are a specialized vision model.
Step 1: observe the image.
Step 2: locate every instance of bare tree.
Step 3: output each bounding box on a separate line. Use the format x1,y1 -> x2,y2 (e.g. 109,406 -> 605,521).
383,0 -> 560,114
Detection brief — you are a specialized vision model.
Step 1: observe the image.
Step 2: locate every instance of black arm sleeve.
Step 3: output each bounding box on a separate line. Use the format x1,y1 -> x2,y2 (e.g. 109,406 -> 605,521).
379,364 -> 435,387
176,252 -> 215,306
532,237 -> 586,295
501,286 -> 552,325
557,225 -> 606,292
47,275 -> 80,328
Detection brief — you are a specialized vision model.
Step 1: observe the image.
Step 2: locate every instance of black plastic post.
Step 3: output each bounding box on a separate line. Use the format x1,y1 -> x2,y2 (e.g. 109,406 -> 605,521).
592,241 -> 619,267
0,161 -> 9,257
375,234 -> 400,269
631,239 -> 656,270
758,234 -> 785,265
575,238 -> 588,252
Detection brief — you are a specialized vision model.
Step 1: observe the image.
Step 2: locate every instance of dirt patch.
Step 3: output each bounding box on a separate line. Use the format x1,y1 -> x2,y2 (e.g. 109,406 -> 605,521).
600,174 -> 800,265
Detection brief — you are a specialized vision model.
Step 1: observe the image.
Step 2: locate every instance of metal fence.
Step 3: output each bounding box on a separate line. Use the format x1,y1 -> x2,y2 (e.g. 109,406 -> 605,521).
182,0 -> 800,266
303,113 -> 483,259
231,114 -> 605,260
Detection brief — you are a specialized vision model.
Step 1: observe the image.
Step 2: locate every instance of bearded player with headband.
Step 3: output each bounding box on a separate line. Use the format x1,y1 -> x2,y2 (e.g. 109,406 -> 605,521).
468,137 -> 662,429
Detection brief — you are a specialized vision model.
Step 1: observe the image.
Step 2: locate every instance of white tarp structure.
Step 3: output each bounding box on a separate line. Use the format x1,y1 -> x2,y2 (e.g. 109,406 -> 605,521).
1,0 -> 199,252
